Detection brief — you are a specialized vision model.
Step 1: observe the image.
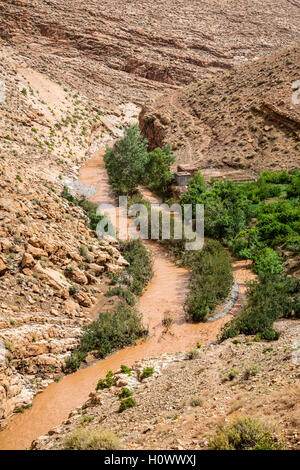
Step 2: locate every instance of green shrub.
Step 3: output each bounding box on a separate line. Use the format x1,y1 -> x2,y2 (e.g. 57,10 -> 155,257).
69,284 -> 79,296
259,170 -> 291,185
140,367 -> 154,381
220,273 -> 299,341
118,397 -> 136,413
65,351 -> 87,371
244,364 -> 260,380
105,286 -> 136,306
260,328 -> 281,341
64,425 -> 120,450
182,170 -> 299,256
80,303 -> 147,358
119,240 -> 153,296
104,125 -> 148,195
120,365 -> 132,376
187,348 -> 200,360
145,144 -> 175,197
118,388 -> 132,399
184,239 -> 233,322
294,301 -> 300,318
182,177 -> 252,242
253,248 -> 283,275
66,302 -> 147,371
287,173 -> 300,198
228,368 -> 239,380
230,228 -> 262,259
96,371 -> 114,390
208,416 -> 281,450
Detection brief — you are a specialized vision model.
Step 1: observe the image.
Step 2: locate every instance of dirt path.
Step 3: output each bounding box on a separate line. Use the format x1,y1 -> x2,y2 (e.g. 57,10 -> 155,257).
0,150 -> 253,450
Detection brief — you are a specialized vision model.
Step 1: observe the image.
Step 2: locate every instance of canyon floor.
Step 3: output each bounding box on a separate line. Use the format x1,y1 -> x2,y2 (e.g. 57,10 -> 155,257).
0,0 -> 299,451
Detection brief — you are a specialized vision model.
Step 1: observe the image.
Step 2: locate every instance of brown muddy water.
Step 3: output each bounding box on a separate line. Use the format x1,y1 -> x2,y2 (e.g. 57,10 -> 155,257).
0,150 -> 252,450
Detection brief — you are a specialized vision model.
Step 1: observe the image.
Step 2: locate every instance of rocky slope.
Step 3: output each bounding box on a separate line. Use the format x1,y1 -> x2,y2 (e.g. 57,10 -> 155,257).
0,46 -> 135,426
33,319 -> 300,450
140,43 -> 300,174
1,1 -> 300,107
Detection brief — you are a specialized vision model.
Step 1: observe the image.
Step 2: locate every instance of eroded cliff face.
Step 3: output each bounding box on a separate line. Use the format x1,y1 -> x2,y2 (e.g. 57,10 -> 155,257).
1,0 -> 300,107
140,43 -> 300,174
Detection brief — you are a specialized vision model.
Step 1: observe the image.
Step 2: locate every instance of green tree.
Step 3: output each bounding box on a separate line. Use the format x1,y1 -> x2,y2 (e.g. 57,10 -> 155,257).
104,125 -> 148,194
182,176 -> 251,242
145,144 -> 175,196
253,247 -> 283,276
181,171 -> 206,207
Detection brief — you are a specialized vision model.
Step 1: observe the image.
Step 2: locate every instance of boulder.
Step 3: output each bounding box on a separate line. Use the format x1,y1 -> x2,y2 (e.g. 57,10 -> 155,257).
87,263 -> 105,276
74,291 -> 92,307
27,244 -> 48,258
0,256 -> 8,275
65,266 -> 88,285
21,252 -> 35,269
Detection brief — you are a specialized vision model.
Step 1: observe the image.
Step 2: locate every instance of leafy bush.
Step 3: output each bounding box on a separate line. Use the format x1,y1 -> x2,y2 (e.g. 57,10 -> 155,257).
119,240 -> 153,296
287,173 -> 300,198
180,172 -> 206,207
181,176 -> 252,242
145,144 -> 175,196
81,303 -> 147,358
186,348 -> 200,360
232,200 -> 300,257
120,365 -> 132,376
96,371 -> 114,390
184,239 -> 233,322
253,248 -> 283,276
105,286 -> 136,306
104,125 -> 148,194
64,425 -> 120,450
66,302 -> 147,371
220,273 -> 299,341
118,388 -> 132,399
228,368 -> 239,380
140,367 -> 154,381
230,228 -> 262,259
244,364 -> 260,380
65,350 -> 87,371
208,416 -> 281,450
118,397 -> 136,413
182,170 -> 299,255
259,170 -> 291,185
260,328 -> 281,341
